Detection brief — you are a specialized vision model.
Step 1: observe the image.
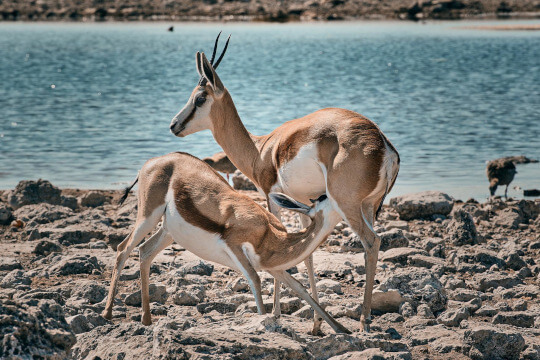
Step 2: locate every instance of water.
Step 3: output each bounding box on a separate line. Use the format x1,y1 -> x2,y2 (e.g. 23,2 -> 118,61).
0,21 -> 539,201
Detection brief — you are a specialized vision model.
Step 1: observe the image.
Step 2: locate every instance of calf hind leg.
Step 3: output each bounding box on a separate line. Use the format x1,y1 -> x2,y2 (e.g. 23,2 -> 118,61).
101,209 -> 164,320
225,246 -> 266,315
139,227 -> 173,325
270,270 -> 351,334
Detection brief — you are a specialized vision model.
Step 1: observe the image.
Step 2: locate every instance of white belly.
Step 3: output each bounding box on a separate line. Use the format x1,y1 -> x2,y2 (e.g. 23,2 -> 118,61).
276,143 -> 326,203
164,192 -> 237,271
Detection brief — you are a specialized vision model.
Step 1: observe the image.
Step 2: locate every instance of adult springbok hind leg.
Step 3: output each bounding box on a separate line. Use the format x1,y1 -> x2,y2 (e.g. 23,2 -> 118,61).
331,193 -> 382,332
101,206 -> 165,320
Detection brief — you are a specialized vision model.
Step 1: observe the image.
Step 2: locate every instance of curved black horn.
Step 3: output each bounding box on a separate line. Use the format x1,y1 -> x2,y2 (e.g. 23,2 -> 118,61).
213,34 -> 231,70
209,31 -> 222,65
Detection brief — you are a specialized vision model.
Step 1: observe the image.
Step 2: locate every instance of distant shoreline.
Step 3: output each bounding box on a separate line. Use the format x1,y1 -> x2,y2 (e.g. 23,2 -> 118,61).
1,15 -> 539,23
1,0 -> 539,23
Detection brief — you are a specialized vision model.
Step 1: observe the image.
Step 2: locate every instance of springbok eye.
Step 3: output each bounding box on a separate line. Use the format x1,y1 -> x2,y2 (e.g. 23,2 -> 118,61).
195,96 -> 206,107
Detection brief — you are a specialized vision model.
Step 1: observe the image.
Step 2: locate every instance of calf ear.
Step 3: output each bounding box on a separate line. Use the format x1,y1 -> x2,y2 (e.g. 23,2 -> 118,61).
269,193 -> 311,215
200,52 -> 225,95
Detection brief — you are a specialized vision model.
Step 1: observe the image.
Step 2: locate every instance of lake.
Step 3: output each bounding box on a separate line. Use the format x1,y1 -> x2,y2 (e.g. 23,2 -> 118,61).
0,21 -> 539,201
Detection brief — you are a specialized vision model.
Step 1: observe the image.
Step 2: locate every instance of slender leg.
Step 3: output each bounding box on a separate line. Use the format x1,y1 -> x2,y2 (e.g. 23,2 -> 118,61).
505,185 -> 509,199
225,246 -> 265,315
299,214 -> 323,335
273,279 -> 281,317
270,270 -> 351,334
268,201 -> 282,317
139,227 -> 173,325
101,213 -> 162,320
361,240 -> 380,332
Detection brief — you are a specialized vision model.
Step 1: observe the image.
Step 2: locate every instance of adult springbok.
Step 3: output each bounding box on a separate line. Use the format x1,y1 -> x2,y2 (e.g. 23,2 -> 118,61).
168,35 -> 400,333
101,152 -> 349,334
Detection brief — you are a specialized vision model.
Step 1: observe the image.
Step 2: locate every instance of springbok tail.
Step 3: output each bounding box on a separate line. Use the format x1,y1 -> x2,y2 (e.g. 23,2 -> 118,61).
119,174 -> 139,206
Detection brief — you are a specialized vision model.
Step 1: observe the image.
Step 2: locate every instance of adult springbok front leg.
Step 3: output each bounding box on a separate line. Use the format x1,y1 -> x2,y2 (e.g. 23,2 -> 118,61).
139,226 -> 173,325
270,270 -> 351,334
268,202 -> 283,318
299,214 -> 324,335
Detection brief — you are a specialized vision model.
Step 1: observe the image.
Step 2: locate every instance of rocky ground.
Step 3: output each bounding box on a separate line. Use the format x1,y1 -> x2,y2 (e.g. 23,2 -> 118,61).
1,0 -> 539,22
1,179 -> 539,359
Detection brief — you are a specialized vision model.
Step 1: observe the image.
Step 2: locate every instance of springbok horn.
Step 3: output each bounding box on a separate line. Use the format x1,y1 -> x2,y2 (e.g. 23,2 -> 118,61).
209,31 -> 222,65
213,34 -> 231,70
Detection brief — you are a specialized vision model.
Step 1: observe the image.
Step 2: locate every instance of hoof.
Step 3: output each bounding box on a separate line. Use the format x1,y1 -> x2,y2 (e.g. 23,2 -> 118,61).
309,328 -> 325,337
101,310 -> 112,320
142,317 -> 152,326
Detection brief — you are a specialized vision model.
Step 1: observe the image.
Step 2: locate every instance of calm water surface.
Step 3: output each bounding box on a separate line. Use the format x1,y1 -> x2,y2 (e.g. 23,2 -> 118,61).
0,21 -> 539,201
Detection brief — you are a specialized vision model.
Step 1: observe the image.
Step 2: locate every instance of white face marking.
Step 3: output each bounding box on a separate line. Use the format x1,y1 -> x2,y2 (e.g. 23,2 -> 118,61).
178,96 -> 214,137
163,191 -> 237,270
277,143 -> 326,204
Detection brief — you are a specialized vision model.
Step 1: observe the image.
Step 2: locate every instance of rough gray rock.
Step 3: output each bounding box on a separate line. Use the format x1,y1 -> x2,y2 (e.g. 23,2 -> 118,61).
232,170 -> 257,191
13,203 -> 73,225
463,324 -> 525,360
196,301 -> 238,314
328,349 -> 412,359
371,290 -> 404,313
124,284 -> 167,306
448,289 -> 482,302
317,279 -> 342,294
475,272 -> 523,292
33,239 -> 62,256
61,195 -> 78,210
379,228 -> 410,251
0,203 -> 13,225
0,269 -> 31,288
7,179 -> 62,209
79,191 -> 108,208
67,314 -> 93,334
408,254 -> 446,269
389,191 -> 454,220
0,298 -> 76,359
34,224 -> 108,246
437,307 -> 470,327
447,208 -> 478,246
170,285 -> 205,306
492,311 -> 535,328
408,324 -> 461,348
493,208 -> 523,229
227,277 -> 249,292
380,248 -> 427,265
178,260 -> 214,277
378,268 -> 447,313
500,250 -> 527,271
72,316 -> 314,360
49,255 -> 103,276
70,281 -> 107,304
0,257 -> 22,271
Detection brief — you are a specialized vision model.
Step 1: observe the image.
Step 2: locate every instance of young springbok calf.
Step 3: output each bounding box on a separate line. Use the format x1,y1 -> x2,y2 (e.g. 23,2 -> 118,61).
101,152 -> 349,334
168,35 -> 400,333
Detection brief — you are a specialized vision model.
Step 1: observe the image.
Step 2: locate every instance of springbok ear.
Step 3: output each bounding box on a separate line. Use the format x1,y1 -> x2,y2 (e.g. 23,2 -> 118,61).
200,52 -> 224,94
269,193 -> 311,215
195,51 -> 203,77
